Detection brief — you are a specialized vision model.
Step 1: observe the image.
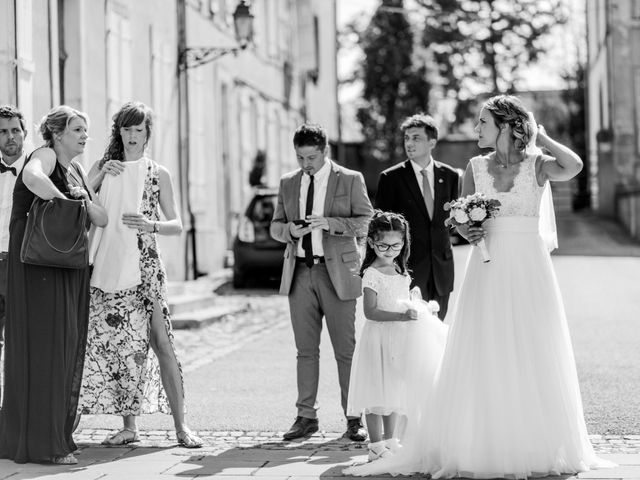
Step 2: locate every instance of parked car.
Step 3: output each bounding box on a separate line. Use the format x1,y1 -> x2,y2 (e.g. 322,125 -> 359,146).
232,188 -> 285,288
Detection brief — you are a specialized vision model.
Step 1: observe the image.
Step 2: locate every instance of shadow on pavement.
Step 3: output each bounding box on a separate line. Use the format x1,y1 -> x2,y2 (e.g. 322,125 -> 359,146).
554,211 -> 640,257
0,445 -> 178,479
215,278 -> 280,296
156,441 -> 577,479
159,439 -> 368,478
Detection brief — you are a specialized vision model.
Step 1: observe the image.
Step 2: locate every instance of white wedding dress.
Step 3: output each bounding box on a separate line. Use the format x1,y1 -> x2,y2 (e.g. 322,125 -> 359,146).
345,154 -> 614,479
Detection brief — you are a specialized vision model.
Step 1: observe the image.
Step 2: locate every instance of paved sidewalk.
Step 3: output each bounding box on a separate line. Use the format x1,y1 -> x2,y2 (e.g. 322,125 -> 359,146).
554,211 -> 640,256
0,430 -> 638,479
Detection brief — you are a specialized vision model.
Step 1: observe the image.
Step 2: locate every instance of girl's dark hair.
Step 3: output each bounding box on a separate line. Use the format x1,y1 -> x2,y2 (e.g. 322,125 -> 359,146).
100,101 -> 153,167
360,210 -> 411,276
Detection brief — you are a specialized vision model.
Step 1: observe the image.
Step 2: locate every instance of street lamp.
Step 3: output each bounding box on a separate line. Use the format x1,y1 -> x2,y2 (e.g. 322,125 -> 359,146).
180,0 -> 254,69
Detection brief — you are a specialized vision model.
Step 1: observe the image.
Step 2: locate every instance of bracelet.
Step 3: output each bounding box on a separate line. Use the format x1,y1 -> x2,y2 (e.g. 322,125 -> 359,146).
152,222 -> 159,234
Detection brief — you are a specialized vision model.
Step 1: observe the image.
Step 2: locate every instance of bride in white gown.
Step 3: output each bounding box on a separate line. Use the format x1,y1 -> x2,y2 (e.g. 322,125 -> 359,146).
345,95 -> 615,479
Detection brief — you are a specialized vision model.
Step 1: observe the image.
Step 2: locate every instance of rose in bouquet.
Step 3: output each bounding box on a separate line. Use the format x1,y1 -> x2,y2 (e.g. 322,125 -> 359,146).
444,193 -> 501,262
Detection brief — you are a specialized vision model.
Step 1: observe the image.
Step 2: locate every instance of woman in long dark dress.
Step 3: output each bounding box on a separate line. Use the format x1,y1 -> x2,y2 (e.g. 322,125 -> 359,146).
0,105 -> 107,465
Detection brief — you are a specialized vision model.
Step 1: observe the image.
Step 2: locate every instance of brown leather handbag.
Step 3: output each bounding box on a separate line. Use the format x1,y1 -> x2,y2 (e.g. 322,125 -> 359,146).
20,197 -> 89,269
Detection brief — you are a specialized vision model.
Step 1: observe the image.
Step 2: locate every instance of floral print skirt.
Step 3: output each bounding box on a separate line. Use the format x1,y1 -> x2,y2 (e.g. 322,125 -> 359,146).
79,234 -> 181,415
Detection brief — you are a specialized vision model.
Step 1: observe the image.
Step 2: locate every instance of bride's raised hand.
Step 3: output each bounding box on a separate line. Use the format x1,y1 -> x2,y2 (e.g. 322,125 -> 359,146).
528,111 -> 549,148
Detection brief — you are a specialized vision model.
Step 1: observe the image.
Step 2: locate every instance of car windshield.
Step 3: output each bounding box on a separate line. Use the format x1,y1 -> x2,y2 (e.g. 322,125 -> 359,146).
251,196 -> 276,222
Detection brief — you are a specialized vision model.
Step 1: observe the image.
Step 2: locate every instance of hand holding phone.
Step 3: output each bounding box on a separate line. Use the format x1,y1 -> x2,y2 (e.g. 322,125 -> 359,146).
292,219 -> 310,227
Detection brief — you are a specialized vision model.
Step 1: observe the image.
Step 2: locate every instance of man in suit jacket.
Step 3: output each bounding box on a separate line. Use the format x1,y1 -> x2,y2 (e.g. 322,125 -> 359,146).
271,123 -> 373,441
376,114 -> 460,320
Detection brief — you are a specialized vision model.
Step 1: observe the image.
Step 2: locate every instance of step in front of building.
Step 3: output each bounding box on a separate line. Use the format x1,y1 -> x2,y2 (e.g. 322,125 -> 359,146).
171,303 -> 250,329
167,270 -> 238,329
169,293 -> 219,316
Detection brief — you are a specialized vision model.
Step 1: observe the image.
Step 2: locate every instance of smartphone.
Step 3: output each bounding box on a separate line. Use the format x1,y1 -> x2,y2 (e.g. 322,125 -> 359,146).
292,219 -> 310,227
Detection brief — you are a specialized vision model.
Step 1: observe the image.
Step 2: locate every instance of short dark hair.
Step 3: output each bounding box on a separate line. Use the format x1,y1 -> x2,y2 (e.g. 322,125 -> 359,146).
0,105 -> 26,133
293,123 -> 327,151
400,114 -> 439,141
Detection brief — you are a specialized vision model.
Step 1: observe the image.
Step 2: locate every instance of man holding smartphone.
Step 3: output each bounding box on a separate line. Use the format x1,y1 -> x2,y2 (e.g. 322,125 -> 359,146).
271,123 -> 373,442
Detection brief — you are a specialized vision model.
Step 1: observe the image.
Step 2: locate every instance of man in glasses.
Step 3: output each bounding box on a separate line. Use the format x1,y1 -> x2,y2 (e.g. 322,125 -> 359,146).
0,105 -> 28,403
375,114 -> 460,320
271,123 -> 373,442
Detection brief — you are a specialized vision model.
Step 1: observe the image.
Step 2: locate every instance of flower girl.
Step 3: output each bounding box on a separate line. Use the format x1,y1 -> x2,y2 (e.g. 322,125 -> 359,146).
346,211 -> 447,463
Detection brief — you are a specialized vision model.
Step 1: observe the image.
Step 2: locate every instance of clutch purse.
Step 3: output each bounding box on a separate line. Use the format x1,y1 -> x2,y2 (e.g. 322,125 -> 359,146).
20,196 -> 89,269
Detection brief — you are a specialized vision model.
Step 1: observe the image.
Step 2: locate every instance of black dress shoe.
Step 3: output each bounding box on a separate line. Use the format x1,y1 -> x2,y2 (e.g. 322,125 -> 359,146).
283,416 -> 319,440
345,418 -> 367,441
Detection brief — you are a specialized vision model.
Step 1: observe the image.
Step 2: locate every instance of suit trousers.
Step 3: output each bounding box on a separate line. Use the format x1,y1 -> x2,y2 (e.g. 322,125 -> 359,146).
421,276 -> 450,321
288,262 -> 356,420
0,252 -> 8,403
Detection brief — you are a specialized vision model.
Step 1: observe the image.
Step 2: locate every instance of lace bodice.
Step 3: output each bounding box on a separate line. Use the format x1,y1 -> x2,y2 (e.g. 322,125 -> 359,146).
362,267 -> 411,314
471,154 -> 544,217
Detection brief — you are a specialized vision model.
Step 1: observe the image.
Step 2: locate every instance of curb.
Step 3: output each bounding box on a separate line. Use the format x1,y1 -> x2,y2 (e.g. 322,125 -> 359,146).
171,302 -> 250,329
73,429 -> 640,454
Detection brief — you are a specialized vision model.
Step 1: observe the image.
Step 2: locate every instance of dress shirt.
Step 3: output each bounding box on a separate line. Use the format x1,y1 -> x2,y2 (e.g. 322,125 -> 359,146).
297,159 -> 331,258
0,153 -> 26,251
410,157 -> 435,200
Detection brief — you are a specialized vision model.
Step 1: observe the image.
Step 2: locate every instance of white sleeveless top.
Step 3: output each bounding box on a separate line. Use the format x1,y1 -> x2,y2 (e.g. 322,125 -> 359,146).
470,154 -> 544,218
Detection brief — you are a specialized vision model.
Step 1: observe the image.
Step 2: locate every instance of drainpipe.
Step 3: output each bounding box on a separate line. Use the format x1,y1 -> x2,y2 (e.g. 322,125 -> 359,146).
334,0 -> 344,165
177,0 -> 198,280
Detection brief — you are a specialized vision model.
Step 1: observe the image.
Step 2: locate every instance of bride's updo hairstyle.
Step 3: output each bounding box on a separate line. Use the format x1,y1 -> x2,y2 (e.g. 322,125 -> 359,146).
360,210 -> 411,276
39,105 -> 89,148
483,95 -> 534,152
100,101 -> 154,168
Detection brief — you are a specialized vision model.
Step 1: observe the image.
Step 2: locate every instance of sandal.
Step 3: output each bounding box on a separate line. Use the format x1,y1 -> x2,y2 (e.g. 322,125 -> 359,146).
101,427 -> 140,445
176,430 -> 203,448
51,453 -> 78,465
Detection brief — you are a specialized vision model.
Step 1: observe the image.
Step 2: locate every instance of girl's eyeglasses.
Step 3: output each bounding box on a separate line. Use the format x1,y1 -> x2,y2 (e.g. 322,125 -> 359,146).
373,242 -> 403,252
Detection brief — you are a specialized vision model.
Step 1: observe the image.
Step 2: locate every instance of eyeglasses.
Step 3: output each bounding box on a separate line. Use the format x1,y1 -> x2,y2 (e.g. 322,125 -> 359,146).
373,242 -> 404,252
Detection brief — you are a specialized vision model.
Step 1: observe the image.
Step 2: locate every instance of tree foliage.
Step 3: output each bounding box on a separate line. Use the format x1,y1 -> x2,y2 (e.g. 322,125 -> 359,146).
417,0 -> 567,127
357,0 -> 431,165
418,0 -> 567,94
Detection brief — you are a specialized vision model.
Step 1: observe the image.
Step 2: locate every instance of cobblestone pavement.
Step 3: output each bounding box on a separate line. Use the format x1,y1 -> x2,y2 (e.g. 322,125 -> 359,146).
74,429 -> 640,455
3,433 -> 636,480
171,286 -> 289,373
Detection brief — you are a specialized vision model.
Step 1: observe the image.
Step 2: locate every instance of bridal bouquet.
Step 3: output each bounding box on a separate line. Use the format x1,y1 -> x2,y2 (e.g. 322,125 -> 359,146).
444,193 -> 501,262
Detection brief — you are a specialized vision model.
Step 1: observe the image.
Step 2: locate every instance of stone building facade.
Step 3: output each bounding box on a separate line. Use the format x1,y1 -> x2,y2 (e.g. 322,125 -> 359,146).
0,0 -> 339,278
586,0 -> 640,237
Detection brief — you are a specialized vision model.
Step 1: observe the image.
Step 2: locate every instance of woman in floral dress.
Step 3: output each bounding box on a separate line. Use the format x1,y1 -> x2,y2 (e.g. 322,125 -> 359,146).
79,101 -> 202,448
